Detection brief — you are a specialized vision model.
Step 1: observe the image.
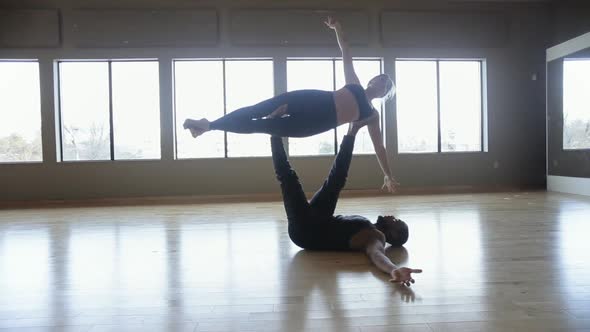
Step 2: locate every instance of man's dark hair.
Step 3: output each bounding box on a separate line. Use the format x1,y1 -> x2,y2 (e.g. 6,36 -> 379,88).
377,216 -> 409,247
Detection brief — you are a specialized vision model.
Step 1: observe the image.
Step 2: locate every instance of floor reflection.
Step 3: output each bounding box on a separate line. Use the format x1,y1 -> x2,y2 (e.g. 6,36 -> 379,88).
558,202 -> 590,300
0,228 -> 50,313
0,192 -> 588,331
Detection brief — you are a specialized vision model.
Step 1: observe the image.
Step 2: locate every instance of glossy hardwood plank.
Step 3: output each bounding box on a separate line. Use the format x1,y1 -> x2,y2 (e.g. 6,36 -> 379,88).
0,191 -> 589,332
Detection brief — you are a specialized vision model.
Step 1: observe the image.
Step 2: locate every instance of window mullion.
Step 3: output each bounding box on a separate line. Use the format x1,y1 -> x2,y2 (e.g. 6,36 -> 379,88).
56,62 -> 64,162
380,59 -> 385,140
171,60 -> 178,159
436,60 -> 442,153
108,61 -> 115,161
479,61 -> 484,152
333,59 -> 337,155
222,59 -> 228,159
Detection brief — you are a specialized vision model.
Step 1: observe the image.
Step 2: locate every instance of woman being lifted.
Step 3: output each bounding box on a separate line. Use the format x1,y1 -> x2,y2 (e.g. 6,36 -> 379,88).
184,17 -> 398,192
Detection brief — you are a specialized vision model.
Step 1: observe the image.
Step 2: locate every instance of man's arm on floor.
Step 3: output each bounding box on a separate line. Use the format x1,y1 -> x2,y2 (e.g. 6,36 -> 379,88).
360,231 -> 422,286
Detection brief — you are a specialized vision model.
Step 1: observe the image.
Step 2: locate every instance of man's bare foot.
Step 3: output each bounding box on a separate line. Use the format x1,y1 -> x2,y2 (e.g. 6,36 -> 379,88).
184,118 -> 210,138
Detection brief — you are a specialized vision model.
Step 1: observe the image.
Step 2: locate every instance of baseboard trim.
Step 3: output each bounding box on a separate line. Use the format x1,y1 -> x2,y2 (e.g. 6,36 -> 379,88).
547,175 -> 590,196
0,184 -> 545,210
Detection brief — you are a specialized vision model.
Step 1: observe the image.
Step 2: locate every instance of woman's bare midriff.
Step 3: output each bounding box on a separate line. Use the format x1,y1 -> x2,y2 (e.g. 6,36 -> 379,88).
333,87 -> 361,126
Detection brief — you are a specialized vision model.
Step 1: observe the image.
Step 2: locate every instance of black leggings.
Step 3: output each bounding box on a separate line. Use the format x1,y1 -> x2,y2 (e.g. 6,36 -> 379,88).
271,135 -> 354,222
209,89 -> 337,138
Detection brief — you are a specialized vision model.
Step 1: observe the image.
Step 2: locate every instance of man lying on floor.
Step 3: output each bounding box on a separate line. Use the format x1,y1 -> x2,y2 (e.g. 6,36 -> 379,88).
270,119 -> 422,286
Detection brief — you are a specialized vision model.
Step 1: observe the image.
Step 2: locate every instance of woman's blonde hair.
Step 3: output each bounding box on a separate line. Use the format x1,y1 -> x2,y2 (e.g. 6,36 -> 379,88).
369,74 -> 396,100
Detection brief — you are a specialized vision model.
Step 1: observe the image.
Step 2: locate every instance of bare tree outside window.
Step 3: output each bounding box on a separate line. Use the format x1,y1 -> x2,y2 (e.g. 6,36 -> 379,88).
0,62 -> 42,162
60,62 -> 110,161
59,61 -> 161,161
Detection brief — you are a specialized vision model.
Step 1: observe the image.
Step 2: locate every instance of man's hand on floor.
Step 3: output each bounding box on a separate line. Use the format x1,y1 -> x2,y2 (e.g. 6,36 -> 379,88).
389,267 -> 422,287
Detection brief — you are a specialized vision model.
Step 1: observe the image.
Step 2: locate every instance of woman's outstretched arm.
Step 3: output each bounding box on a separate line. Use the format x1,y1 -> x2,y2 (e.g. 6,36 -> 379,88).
325,16 -> 360,85
367,115 -> 399,193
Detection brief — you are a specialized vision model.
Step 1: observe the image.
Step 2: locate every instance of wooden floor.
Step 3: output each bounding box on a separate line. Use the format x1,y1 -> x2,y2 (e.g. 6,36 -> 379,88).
0,191 -> 589,332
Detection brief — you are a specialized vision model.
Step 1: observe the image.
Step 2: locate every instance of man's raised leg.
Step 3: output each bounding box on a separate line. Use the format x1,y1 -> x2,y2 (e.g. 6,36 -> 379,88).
271,136 -> 310,222
309,125 -> 358,216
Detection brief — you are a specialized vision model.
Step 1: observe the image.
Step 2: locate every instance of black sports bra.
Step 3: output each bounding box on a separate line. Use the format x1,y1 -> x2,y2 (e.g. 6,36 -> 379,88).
344,84 -> 375,121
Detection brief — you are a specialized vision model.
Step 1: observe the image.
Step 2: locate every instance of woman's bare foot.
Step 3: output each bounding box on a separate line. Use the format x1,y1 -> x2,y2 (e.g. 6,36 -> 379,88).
184,118 -> 210,130
183,118 -> 210,138
188,127 -> 206,138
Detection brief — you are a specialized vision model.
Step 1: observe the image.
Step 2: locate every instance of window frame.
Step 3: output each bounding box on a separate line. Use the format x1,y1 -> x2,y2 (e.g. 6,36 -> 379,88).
562,57 -> 590,151
173,58 -> 274,160
0,59 -> 43,164
56,59 -> 161,162
395,58 -> 487,155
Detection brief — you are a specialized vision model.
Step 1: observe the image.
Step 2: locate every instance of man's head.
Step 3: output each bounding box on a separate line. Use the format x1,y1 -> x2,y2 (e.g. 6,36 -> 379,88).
375,215 -> 409,247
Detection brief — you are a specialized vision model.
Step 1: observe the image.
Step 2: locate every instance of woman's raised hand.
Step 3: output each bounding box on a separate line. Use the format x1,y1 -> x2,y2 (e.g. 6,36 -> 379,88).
382,175 -> 400,193
324,16 -> 341,30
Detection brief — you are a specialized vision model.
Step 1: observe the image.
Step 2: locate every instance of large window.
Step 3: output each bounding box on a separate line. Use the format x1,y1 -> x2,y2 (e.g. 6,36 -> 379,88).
396,60 -> 484,153
174,60 -> 225,158
286,58 -> 383,156
563,59 -> 590,150
0,61 -> 42,162
58,60 -> 161,161
335,60 -> 383,154
225,60 -> 273,157
286,60 -> 335,156
174,59 -> 273,158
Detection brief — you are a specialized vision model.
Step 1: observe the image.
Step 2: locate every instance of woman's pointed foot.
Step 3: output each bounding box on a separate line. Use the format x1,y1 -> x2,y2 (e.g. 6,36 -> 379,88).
184,118 -> 209,130
188,127 -> 206,138
184,118 -> 210,138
